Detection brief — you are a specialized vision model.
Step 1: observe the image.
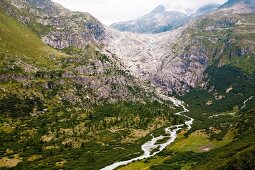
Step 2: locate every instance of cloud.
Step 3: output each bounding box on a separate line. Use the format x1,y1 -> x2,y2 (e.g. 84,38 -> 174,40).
52,0 -> 227,25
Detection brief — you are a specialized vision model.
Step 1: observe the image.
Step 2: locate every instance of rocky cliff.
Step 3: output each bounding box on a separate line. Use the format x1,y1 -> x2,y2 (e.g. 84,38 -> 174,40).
0,0 -> 158,112
104,0 -> 255,93
2,0 -> 107,49
2,0 -> 255,94
104,25 -> 208,93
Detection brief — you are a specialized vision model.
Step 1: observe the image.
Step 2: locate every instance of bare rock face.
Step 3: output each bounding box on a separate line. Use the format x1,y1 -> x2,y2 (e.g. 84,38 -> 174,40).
6,0 -> 107,49
6,0 -> 206,93
40,14 -> 107,49
104,26 -> 208,93
4,0 -> 254,94
154,51 -> 208,92
104,0 -> 255,93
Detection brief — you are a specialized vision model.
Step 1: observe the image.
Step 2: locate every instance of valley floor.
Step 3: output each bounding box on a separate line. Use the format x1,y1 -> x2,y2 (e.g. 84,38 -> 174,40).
102,96 -> 193,170
119,95 -> 255,170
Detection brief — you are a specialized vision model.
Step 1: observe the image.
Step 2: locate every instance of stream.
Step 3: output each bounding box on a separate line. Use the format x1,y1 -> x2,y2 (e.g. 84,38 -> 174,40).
101,95 -> 254,170
240,96 -> 253,110
101,95 -> 194,170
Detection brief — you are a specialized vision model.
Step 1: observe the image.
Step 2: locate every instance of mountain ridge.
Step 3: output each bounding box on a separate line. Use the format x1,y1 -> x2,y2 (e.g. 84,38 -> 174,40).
105,0 -> 255,92
110,5 -> 189,34
219,0 -> 255,12
110,3 -> 221,34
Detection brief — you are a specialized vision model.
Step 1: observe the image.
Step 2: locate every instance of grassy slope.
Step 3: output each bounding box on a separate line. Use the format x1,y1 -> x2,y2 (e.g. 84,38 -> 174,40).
173,12 -> 255,74
194,109 -> 255,170
0,8 -> 62,67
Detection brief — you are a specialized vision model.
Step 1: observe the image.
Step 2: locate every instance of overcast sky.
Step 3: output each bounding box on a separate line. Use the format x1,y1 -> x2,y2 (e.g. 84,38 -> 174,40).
52,0 -> 227,25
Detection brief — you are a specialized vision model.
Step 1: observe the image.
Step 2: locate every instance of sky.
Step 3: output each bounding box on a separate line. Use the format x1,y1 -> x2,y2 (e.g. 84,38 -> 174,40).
52,0 -> 227,25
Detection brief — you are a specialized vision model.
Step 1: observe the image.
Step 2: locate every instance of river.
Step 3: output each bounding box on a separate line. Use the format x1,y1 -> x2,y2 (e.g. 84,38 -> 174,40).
101,94 -> 194,170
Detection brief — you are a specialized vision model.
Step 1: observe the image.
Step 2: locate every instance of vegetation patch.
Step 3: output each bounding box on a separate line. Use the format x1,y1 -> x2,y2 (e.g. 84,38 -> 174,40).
119,156 -> 169,170
167,129 -> 234,153
0,155 -> 22,168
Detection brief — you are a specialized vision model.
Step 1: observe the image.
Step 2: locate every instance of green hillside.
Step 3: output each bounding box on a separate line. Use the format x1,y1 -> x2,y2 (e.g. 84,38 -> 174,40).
0,8 -> 62,67
121,65 -> 255,170
173,12 -> 255,74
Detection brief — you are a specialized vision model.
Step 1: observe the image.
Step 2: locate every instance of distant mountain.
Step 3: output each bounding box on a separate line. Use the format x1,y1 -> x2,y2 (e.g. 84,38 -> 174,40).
192,4 -> 220,17
220,0 -> 255,11
111,4 -> 222,34
110,5 -> 188,34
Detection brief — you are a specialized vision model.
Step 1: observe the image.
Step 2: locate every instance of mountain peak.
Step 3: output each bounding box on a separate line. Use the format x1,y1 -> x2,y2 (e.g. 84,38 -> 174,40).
192,3 -> 220,17
220,0 -> 255,9
110,4 -> 187,34
151,5 -> 166,13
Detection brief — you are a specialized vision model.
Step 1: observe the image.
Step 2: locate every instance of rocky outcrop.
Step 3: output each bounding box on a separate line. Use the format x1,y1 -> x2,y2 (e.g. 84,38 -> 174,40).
105,0 -> 255,93
3,0 -> 107,49
104,25 -> 208,93
2,0 -> 255,94
40,13 -> 106,49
